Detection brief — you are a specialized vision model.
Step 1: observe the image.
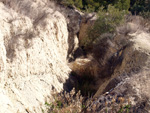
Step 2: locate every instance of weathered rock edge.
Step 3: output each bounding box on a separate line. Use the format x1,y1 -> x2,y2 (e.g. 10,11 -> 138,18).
0,0 -> 71,113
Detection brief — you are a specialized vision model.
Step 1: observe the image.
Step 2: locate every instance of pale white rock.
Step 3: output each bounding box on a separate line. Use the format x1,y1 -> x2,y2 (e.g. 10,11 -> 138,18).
0,0 -> 71,112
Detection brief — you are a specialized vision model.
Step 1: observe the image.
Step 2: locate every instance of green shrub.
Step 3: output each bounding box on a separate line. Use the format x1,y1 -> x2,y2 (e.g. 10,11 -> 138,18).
81,5 -> 125,49
46,88 -> 86,113
60,0 -> 74,7
130,0 -> 150,14
139,11 -> 150,20
60,0 -> 83,9
114,0 -> 130,11
58,0 -> 130,12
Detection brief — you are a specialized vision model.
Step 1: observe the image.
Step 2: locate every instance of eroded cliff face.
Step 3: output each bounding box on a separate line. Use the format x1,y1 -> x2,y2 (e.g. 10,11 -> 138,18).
0,0 -> 71,112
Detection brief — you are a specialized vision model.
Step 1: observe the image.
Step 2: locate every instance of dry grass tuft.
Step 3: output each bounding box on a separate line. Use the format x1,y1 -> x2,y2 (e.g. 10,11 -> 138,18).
45,88 -> 87,113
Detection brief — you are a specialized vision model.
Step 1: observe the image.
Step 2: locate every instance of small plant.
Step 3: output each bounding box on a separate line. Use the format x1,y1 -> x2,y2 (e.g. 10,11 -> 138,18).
45,102 -> 51,106
46,88 -> 88,113
117,104 -> 131,113
124,104 -> 131,113
41,108 -> 45,113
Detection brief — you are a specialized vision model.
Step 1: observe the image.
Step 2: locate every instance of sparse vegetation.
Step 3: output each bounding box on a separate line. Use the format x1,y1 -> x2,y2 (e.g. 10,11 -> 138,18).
81,5 -> 125,49
46,88 -> 132,113
57,0 -> 130,12
56,0 -> 150,16
130,0 -> 150,14
46,88 -> 85,113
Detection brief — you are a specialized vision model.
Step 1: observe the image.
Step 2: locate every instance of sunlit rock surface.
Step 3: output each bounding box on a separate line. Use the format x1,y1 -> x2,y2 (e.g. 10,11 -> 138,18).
0,0 -> 71,112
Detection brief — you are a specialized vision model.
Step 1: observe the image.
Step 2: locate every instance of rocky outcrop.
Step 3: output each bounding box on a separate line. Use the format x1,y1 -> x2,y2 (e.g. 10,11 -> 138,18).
51,3 -> 84,62
68,14 -> 150,112
84,18 -> 150,112
0,0 -> 71,112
